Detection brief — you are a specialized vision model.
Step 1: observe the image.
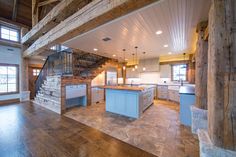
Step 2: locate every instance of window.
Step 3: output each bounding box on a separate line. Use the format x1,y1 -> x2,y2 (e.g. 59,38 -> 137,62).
0,64 -> 19,94
0,26 -> 19,42
61,45 -> 68,51
33,69 -> 40,76
50,45 -> 56,50
172,64 -> 187,81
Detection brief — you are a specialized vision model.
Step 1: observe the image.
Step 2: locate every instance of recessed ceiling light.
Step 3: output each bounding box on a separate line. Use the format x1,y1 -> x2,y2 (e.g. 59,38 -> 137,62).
125,58 -> 128,61
113,54 -> 116,57
168,52 -> 172,54
42,58 -> 46,61
164,44 -> 168,48
156,30 -> 162,35
93,48 -> 98,51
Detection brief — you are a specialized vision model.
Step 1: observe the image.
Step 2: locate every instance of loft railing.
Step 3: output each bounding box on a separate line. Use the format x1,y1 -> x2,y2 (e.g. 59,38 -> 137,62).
35,49 -> 73,96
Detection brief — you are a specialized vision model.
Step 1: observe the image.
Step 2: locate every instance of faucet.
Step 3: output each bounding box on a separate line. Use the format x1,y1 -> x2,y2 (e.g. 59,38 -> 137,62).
131,80 -> 134,87
180,79 -> 184,86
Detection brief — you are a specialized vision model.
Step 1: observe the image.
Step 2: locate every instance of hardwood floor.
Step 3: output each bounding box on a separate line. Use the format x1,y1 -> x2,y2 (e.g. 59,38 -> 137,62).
0,102 -> 155,157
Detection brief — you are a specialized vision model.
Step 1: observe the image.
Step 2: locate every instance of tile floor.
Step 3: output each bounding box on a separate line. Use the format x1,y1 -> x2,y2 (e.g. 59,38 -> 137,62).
64,100 -> 199,157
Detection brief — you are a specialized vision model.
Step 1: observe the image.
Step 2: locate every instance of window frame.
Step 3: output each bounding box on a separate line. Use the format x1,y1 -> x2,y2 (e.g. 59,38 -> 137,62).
171,63 -> 188,81
0,24 -> 20,43
0,63 -> 19,95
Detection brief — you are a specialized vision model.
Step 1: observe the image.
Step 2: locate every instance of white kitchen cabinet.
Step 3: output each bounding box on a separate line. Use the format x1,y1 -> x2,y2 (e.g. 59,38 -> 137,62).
160,65 -> 171,78
91,87 -> 104,104
157,85 -> 168,99
126,67 -> 139,78
138,58 -> 160,72
168,90 -> 180,102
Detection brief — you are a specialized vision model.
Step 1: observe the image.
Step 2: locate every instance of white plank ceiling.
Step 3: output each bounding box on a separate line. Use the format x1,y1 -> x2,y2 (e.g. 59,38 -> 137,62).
63,0 -> 211,61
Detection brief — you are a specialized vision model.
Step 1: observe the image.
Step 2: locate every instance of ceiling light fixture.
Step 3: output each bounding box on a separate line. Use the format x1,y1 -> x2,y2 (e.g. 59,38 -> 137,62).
135,46 -> 138,69
113,54 -> 116,57
164,45 -> 168,48
132,53 -> 135,71
156,30 -> 162,35
168,52 -> 172,55
122,49 -> 126,70
93,48 -> 98,51
142,52 -> 146,71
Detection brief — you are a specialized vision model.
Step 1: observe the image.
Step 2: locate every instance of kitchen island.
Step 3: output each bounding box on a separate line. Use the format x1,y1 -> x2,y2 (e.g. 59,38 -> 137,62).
103,85 -> 155,118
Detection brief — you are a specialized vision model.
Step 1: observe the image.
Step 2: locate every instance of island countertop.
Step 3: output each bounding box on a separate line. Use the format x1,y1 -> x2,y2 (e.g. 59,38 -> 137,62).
179,86 -> 195,95
103,85 -> 155,91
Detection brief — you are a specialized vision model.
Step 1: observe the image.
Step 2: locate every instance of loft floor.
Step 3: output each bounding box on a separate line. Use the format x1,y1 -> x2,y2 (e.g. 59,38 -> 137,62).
0,102 -> 155,157
65,100 -> 199,157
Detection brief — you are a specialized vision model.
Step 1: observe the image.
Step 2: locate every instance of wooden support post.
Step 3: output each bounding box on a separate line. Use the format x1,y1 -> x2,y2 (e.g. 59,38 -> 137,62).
195,21 -> 208,110
208,0 -> 236,150
20,27 -> 30,101
12,0 -> 18,21
32,0 -> 39,27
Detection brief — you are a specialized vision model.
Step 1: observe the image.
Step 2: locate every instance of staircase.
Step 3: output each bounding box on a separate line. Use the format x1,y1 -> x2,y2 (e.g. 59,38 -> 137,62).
34,76 -> 62,113
33,49 -> 117,113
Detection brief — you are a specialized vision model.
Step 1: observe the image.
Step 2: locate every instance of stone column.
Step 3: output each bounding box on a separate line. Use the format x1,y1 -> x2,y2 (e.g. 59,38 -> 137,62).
198,0 -> 236,156
20,27 -> 30,102
191,22 -> 208,134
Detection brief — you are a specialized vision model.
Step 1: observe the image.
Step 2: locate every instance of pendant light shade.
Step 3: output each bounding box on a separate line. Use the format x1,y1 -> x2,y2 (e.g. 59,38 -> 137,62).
135,46 -> 138,69
122,49 -> 126,70
143,52 -> 146,71
132,53 -> 135,71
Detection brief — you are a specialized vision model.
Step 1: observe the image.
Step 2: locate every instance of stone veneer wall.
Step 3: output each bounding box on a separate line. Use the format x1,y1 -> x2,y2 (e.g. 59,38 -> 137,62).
198,130 -> 236,157
34,76 -> 62,114
191,106 -> 208,134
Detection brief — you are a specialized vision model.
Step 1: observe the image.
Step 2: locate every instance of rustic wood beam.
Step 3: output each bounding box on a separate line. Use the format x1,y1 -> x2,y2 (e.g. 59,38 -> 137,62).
23,0 -> 158,57
0,17 -> 30,29
208,0 -> 236,150
38,0 -> 61,7
12,0 -> 18,21
22,0 -> 92,45
195,21 -> 208,110
32,0 -> 39,27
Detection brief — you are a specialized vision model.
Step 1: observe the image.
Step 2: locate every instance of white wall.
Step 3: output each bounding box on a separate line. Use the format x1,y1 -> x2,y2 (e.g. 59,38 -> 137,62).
91,71 -> 105,86
0,45 -> 21,101
126,65 -> 172,84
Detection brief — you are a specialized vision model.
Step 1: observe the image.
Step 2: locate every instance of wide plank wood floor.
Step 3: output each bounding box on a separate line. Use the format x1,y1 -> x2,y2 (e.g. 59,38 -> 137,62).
0,102 -> 155,157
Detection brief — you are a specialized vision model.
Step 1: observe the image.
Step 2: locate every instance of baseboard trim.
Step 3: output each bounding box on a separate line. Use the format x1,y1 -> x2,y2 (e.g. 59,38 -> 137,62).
0,98 -> 20,106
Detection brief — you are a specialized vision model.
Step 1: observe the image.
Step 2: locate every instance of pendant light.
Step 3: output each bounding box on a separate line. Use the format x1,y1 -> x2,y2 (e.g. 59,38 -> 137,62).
142,52 -> 146,71
122,49 -> 126,70
132,53 -> 135,71
134,46 -> 138,69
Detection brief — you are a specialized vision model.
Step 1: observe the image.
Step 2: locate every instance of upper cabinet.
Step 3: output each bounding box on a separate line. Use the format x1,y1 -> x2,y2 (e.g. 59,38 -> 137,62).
160,64 -> 171,78
138,58 -> 160,72
126,67 -> 139,78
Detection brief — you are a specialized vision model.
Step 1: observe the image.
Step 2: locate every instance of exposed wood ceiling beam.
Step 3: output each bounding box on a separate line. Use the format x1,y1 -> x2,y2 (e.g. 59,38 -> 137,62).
21,0 -> 92,45
0,17 -> 30,29
23,0 -> 159,58
12,0 -> 18,21
32,0 -> 39,27
38,0 -> 61,7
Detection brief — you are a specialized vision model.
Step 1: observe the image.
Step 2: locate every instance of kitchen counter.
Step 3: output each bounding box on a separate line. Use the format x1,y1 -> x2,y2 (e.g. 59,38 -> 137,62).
179,86 -> 195,95
105,85 -> 155,118
179,86 -> 196,126
103,85 -> 155,91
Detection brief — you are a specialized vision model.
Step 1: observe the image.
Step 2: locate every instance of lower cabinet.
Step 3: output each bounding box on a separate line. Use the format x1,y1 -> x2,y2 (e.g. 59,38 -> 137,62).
157,85 -> 180,103
168,90 -> 180,102
157,85 -> 168,99
91,87 -> 104,104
